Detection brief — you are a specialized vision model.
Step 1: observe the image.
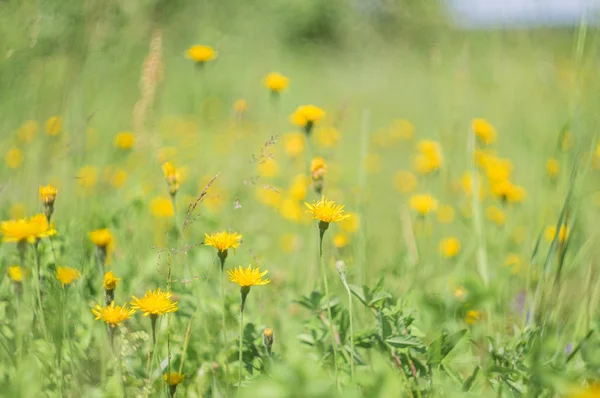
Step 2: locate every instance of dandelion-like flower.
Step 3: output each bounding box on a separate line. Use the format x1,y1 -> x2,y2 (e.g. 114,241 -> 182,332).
228,265 -> 271,288
151,197 -> 175,218
131,288 -> 178,317
92,302 -> 135,328
1,214 -> 56,243
466,310 -> 481,325
310,157 -> 327,194
440,237 -> 461,258
163,372 -> 185,386
45,116 -> 62,136
8,266 -> 24,282
162,162 -> 181,196
5,147 -> 23,169
290,105 -> 325,135
114,132 -> 135,150
103,271 -> 120,291
205,231 -> 242,262
547,158 -> 560,179
56,266 -> 81,287
89,228 -> 114,249
305,196 -> 350,230
282,133 -> 305,158
544,225 -> 569,243
471,118 -> 496,145
186,45 -> 216,64
39,185 -> 57,206
264,72 -> 289,93
409,194 -> 438,216
413,140 -> 443,174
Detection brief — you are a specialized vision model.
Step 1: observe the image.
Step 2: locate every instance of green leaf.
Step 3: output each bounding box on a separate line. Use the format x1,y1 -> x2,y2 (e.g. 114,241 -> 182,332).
427,329 -> 467,366
386,335 -> 426,350
463,365 -> 480,391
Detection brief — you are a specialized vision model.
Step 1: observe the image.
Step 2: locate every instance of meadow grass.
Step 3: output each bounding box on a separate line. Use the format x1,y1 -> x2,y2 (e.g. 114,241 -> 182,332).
1,1 -> 600,397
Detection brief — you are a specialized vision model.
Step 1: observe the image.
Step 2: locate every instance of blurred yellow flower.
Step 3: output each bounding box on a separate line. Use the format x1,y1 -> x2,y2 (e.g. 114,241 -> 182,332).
546,158 -> 560,178
314,126 -> 341,148
310,157 -> 327,181
162,161 -> 181,195
282,133 -> 305,157
103,271 -> 120,291
1,214 -> 55,243
5,147 -> 23,169
228,265 -> 270,287
164,372 -> 185,387
280,198 -> 302,222
8,266 -> 24,282
114,132 -> 135,150
10,203 -> 26,219
17,120 -> 38,143
364,153 -> 382,174
486,205 -> 506,226
290,105 -> 325,130
92,302 -> 135,328
333,233 -> 350,248
205,231 -> 242,254
131,288 -> 178,316
45,116 -> 62,136
440,237 -> 461,258
465,310 -> 481,325
567,383 -> 600,398
89,228 -> 114,250
409,194 -> 438,216
256,186 -> 281,208
151,197 -> 175,218
258,158 -> 279,178
473,148 -> 497,169
56,266 -> 81,286
505,253 -> 522,274
78,166 -> 98,189
305,196 -> 350,224
264,72 -> 289,92
394,170 -> 418,194
485,157 -> 513,182
413,140 -> 443,174
39,185 -> 57,205
491,180 -> 526,203
437,204 -> 455,224
280,233 -> 301,253
186,45 -> 216,63
341,212 -> 360,233
389,119 -> 414,141
460,172 -> 484,199
471,118 -> 496,145
455,287 -> 467,299
288,175 -> 309,201
109,169 -> 128,189
233,98 -> 248,113
544,225 -> 569,243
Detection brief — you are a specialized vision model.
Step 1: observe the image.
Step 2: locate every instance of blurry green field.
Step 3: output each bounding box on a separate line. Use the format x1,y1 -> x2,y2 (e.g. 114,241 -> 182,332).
1,1 -> 600,397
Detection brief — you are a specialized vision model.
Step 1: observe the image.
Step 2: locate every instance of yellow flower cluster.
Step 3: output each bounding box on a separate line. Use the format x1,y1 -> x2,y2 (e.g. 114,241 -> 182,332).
1,214 -> 56,243
413,140 -> 443,175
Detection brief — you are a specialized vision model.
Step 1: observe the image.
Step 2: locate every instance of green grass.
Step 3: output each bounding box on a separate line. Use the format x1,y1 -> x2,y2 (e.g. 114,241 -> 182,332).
1,1 -> 600,396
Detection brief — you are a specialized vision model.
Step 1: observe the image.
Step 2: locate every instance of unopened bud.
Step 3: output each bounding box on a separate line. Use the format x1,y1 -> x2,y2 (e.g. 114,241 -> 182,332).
335,260 -> 347,278
263,328 -> 274,354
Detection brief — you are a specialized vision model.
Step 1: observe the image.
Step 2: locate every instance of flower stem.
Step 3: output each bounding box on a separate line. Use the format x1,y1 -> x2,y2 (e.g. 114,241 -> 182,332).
33,242 -> 48,339
238,303 -> 244,392
219,255 -> 231,389
319,229 -> 339,385
343,280 -> 355,383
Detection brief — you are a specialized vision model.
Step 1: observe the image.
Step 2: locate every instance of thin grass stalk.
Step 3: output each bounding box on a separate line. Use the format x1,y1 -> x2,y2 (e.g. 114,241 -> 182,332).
342,278 -> 355,382
33,242 -> 48,339
319,228 -> 339,385
238,305 -> 244,391
218,255 -> 231,389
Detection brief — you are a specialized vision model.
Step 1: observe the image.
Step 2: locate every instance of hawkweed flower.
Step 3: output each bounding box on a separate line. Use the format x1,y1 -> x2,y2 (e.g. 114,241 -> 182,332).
466,310 -> 482,325
394,170 -> 418,194
186,45 -> 216,66
92,302 -> 135,328
228,265 -> 270,389
547,158 -> 560,179
305,196 -> 350,233
490,179 -> 526,204
264,72 -> 289,98
39,185 -> 57,221
290,105 -> 325,135
163,372 -> 185,397
56,266 -> 81,287
471,118 -> 496,145
310,157 -> 327,195
282,133 -> 305,158
409,194 -> 438,217
45,116 -> 62,136
440,237 -> 461,258
263,328 -> 274,356
89,228 -> 114,268
566,383 -> 600,398
17,120 -> 38,143
544,225 -> 569,243
205,231 -> 242,266
131,288 -> 178,344
413,140 -> 443,175
162,162 -> 181,197
5,147 -> 23,169
8,266 -> 24,295
114,132 -> 135,150
103,271 -> 120,306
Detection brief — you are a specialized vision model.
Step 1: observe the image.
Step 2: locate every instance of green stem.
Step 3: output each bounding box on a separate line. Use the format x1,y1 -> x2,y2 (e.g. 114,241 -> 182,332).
219,255 -> 231,390
33,242 -> 48,338
238,304 -> 244,391
319,228 -> 339,385
346,284 -> 355,383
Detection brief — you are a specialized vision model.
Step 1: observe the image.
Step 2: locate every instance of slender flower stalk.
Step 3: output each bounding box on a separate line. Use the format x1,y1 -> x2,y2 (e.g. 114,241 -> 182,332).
335,260 -> 355,383
318,226 -> 338,383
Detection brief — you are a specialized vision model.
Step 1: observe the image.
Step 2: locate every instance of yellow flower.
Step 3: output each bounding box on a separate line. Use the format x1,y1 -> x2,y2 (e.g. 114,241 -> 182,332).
280,199 -> 302,222
290,105 -> 326,128
45,116 -> 62,136
465,310 -> 481,325
228,265 -> 270,287
109,169 -> 128,189
547,158 -> 560,178
314,126 -> 340,148
333,233 -> 349,248
114,132 -> 135,150
162,162 -> 181,195
280,233 -> 301,253
186,45 -> 216,63
288,175 -> 309,201
460,172 -> 484,199
486,205 -> 506,226
364,153 -> 382,174
413,140 -> 443,174
455,287 -> 467,299
5,147 -> 23,169
305,196 -> 350,224
17,120 -> 38,143
103,271 -> 120,291
151,197 -> 175,218
256,186 -> 281,208
544,225 -> 569,243
131,288 -> 178,316
10,203 -> 26,219
282,133 -> 305,157
341,213 -> 360,233
394,170 -> 418,194
264,72 -> 289,92
39,185 -> 57,205
471,118 -> 496,145
310,157 -> 327,181
484,157 -> 513,182
505,253 -> 522,274
437,204 -> 455,224
163,372 -> 185,386
8,266 -> 24,282
491,180 -> 526,203
567,383 -> 600,398
409,194 -> 438,216
473,148 -> 496,169
389,119 -> 414,141
78,166 -> 98,189
257,158 -> 279,178
440,237 -> 461,258
92,302 -> 135,327
89,228 -> 114,250
205,231 -> 242,253
56,266 -> 81,286
1,214 -> 55,243
233,98 -> 248,113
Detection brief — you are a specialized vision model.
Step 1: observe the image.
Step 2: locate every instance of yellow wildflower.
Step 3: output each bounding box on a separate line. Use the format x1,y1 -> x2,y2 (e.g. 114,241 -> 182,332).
131,288 -> 178,316
264,72 -> 289,92
162,162 -> 181,195
314,126 -> 341,148
233,99 -> 248,113
409,194 -> 438,216
471,118 -> 496,145
333,233 -> 349,248
305,196 -> 350,225
486,205 -> 506,226
505,253 -> 522,274
288,175 -> 309,201
413,140 -> 443,174
186,45 -> 216,63
491,180 -> 526,203
466,310 -> 481,325
290,105 -> 325,132
163,372 -> 185,386
282,133 -> 305,157
566,383 -> 600,398
109,169 -> 128,189
5,147 -> 23,169
92,302 -> 135,327
39,185 -> 57,205
455,287 -> 467,299
1,214 -> 55,243
437,204 -> 455,224
257,158 -> 279,178
440,237 -> 461,258
151,197 -> 175,218
114,132 -> 135,150
389,119 -> 414,141
103,271 -> 120,291
78,166 -> 98,189
205,231 -> 242,254
394,170 -> 418,194
228,265 -> 270,287
547,158 -> 560,178
56,266 -> 81,286
45,116 -> 62,136
544,225 -> 569,243
17,120 -> 38,143
310,157 -> 327,180
8,266 -> 24,282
